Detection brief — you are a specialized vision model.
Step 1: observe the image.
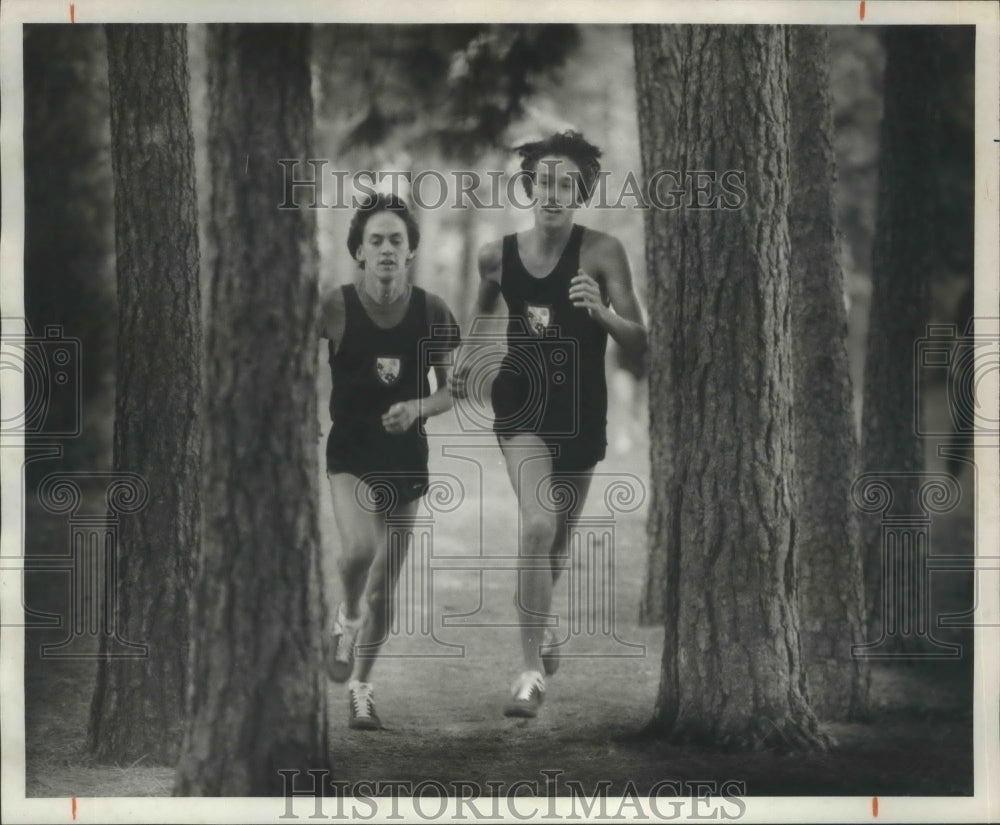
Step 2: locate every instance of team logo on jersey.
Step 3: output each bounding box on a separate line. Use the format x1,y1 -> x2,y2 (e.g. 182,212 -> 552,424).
375,356 -> 401,386
526,303 -> 552,337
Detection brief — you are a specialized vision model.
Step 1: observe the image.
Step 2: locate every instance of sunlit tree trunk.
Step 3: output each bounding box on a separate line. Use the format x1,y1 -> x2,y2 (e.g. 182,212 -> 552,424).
788,26 -> 870,720
88,23 -> 201,765
174,24 -> 331,795
635,24 -> 830,750
633,25 -> 681,625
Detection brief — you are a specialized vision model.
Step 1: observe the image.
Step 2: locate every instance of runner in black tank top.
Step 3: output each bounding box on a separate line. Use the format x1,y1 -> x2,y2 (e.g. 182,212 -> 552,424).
492,223 -> 609,472
449,132 -> 647,719
328,282 -> 432,503
321,195 -> 459,732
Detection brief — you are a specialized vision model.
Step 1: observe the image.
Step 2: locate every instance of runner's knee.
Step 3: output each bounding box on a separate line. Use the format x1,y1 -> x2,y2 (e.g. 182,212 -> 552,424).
519,512 -> 557,556
364,578 -> 394,622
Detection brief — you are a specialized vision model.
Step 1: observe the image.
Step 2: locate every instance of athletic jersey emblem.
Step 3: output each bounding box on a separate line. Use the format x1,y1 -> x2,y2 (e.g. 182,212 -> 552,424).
526,303 -> 551,337
375,356 -> 401,386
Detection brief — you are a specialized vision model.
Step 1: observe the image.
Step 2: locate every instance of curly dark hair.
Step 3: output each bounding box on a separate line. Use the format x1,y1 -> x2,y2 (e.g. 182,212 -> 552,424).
514,130 -> 603,204
346,193 -> 420,262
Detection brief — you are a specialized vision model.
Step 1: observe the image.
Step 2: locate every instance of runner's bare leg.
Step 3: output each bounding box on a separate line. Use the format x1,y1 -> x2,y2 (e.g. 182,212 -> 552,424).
500,434 -> 560,673
352,496 -> 419,682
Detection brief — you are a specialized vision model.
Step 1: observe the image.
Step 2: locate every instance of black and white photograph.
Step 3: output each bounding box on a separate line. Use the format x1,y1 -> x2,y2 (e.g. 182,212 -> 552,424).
1,1 -> 998,822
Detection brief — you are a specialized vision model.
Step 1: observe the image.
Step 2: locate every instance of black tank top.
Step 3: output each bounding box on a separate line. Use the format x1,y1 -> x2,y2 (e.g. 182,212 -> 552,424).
328,284 -> 431,459
493,224 -> 608,439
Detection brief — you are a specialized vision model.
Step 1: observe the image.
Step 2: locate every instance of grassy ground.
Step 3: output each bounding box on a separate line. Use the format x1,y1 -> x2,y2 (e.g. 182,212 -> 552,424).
20,391 -> 975,798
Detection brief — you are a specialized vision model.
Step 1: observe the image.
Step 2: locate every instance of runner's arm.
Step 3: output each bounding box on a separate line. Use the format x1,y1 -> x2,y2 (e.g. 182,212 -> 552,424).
384,294 -> 459,433
569,234 -> 647,357
319,287 -> 346,351
421,293 -> 460,419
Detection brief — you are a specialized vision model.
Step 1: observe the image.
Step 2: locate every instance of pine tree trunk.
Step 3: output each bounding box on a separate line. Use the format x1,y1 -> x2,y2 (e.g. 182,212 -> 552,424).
632,25 -> 681,625
635,24 -> 830,750
860,28 -> 939,636
787,27 -> 870,721
173,24 -> 330,796
88,24 -> 201,765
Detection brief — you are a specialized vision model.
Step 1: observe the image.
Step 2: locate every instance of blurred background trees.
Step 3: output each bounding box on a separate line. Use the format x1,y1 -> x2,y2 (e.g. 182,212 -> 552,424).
22,25 -> 115,480
860,26 -> 975,639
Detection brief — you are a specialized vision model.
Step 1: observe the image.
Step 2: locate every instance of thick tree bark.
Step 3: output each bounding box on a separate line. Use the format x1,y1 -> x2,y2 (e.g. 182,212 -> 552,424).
88,24 -> 201,765
632,25 -> 681,626
173,24 -> 330,796
787,27 -> 869,721
860,28 -> 940,637
635,24 -> 830,750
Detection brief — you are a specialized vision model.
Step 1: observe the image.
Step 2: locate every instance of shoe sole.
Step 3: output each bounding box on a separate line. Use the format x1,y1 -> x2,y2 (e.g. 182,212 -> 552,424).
349,718 -> 381,730
503,696 -> 543,718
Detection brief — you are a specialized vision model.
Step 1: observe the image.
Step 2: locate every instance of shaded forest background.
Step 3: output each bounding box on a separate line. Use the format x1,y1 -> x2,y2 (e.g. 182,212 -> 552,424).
22,24 -> 974,479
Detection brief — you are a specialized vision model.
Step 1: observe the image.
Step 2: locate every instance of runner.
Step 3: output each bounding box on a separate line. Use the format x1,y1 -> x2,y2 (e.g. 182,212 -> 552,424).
450,131 -> 647,718
322,193 -> 460,730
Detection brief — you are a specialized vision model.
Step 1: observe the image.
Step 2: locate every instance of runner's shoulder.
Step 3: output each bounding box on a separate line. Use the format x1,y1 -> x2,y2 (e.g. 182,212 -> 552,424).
423,289 -> 458,323
580,226 -> 628,275
320,283 -> 348,340
580,225 -> 626,258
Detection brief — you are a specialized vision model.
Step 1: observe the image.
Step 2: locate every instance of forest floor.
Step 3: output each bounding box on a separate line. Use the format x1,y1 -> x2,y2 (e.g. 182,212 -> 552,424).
20,388 -> 978,804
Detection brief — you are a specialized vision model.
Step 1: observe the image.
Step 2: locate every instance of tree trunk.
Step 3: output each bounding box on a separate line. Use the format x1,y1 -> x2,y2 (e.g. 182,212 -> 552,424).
860,28 -> 940,636
635,24 -> 830,750
88,24 -> 201,765
787,27 -> 869,721
173,24 -> 331,796
632,25 -> 681,626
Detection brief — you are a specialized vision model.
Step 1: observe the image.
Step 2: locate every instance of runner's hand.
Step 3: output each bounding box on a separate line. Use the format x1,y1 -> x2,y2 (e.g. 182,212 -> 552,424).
382,400 -> 418,434
569,269 -> 609,320
448,364 -> 469,400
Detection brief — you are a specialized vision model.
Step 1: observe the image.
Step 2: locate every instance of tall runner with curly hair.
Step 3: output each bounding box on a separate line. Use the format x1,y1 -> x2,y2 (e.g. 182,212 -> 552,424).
451,132 -> 647,717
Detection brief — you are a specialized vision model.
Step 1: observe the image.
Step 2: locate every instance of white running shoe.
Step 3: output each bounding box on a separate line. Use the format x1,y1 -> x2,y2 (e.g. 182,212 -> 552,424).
348,680 -> 381,730
328,603 -> 361,683
503,670 -> 545,718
